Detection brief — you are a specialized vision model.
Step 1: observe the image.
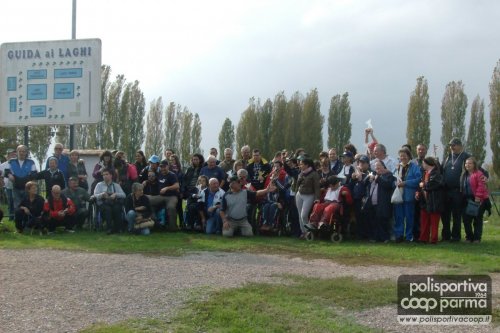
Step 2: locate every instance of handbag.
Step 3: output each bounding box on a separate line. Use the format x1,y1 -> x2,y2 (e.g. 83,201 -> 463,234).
465,200 -> 480,217
391,187 -> 404,204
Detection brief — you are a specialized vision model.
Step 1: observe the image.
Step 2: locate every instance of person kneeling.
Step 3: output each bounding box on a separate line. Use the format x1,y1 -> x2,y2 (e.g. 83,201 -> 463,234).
43,185 -> 76,234
220,175 -> 275,237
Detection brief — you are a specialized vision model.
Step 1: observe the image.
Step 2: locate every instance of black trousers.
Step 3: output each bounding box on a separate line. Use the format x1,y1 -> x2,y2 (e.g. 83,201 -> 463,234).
441,190 -> 463,241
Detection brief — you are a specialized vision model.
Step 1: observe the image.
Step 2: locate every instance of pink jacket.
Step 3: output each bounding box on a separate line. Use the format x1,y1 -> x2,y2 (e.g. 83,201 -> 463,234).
468,170 -> 489,202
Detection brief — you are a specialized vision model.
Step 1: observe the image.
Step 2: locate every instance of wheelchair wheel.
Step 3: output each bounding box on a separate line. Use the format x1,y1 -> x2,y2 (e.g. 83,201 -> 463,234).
331,232 -> 343,243
305,231 -> 315,241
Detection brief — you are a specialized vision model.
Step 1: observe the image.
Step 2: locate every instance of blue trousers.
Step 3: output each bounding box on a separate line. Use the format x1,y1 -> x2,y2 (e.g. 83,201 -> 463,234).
394,201 -> 415,241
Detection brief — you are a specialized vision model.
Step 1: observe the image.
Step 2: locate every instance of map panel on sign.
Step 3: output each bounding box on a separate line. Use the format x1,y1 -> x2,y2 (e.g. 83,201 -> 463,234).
54,83 -> 74,99
30,105 -> 46,117
54,68 -> 82,79
27,70 -> 47,80
9,98 -> 16,112
27,84 -> 47,100
7,77 -> 16,91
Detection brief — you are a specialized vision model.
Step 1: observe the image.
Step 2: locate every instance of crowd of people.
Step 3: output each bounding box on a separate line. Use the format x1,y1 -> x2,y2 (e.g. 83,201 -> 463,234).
0,128 -> 492,242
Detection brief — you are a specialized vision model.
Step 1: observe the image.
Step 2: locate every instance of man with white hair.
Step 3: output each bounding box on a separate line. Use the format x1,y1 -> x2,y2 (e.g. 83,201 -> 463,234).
370,143 -> 398,174
199,178 -> 225,234
200,156 -> 226,189
6,145 -> 37,209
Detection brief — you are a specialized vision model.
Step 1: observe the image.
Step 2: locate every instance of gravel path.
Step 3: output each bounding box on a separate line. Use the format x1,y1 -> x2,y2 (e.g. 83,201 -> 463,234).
0,249 -> 497,333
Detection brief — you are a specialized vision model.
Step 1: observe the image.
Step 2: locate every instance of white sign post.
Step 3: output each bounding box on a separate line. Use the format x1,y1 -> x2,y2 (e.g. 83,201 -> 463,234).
0,38 -> 101,126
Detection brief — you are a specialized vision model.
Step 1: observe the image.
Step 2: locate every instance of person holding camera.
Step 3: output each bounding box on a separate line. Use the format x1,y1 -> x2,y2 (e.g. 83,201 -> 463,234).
94,168 -> 126,234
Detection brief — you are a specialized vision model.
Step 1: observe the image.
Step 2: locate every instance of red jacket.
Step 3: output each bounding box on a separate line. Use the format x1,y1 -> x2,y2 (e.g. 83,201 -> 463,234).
467,170 -> 489,202
43,196 -> 76,220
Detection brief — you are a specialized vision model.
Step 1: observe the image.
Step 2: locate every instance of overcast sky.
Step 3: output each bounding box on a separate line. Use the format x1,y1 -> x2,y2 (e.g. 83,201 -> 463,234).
1,0 -> 499,160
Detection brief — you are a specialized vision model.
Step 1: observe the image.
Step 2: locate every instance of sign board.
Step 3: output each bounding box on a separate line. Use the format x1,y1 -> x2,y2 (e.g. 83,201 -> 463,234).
0,38 -> 101,126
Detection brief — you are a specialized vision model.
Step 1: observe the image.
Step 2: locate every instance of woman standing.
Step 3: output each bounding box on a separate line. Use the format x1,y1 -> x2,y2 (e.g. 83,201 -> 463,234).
295,158 -> 320,238
91,150 -> 114,194
134,150 -> 148,175
417,157 -> 443,244
461,157 -> 489,243
393,148 -> 421,242
68,150 -> 88,191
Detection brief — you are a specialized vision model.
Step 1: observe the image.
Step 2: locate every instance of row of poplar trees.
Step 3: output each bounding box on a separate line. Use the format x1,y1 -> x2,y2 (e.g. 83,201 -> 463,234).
219,60 -> 500,179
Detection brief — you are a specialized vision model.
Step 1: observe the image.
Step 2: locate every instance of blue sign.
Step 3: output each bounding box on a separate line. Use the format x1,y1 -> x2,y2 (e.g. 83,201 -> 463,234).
27,69 -> 47,80
30,105 -> 47,117
9,98 -> 17,112
54,83 -> 74,99
54,68 -> 82,79
27,84 -> 47,100
7,77 -> 16,91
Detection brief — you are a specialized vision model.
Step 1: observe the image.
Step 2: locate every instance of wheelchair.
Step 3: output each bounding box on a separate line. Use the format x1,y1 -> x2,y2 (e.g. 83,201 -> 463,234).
304,201 -> 347,242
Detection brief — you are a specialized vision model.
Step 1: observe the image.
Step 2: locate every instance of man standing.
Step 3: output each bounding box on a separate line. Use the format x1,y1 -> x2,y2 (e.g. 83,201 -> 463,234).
441,138 -> 470,241
63,177 -> 91,229
37,157 -> 66,194
220,175 -> 274,237
94,168 -> 126,234
412,143 -> 428,240
370,144 -> 398,174
43,185 -> 76,234
219,148 -> 235,174
157,160 -> 180,231
201,156 -> 226,189
6,145 -> 37,209
328,148 -> 343,175
240,145 -> 252,168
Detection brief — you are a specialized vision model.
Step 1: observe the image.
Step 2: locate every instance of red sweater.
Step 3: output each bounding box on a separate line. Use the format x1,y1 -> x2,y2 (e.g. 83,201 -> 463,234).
43,197 -> 76,220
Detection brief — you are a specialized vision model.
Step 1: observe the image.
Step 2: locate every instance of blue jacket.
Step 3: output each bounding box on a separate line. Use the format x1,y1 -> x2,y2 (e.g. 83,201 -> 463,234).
395,163 -> 421,203
8,158 -> 37,189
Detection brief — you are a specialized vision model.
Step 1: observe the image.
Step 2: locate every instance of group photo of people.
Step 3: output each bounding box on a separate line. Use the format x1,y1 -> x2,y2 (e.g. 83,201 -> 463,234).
0,128 -> 493,244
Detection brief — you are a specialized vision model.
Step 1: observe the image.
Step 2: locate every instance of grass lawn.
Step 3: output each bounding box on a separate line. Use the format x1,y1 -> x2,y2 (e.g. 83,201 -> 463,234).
1,211 -> 499,332
1,214 -> 499,274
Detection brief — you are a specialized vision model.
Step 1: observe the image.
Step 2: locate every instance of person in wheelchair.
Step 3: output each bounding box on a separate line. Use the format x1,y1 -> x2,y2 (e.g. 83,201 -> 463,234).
62,176 -> 91,229
305,176 -> 353,230
260,160 -> 287,232
14,181 -> 45,234
94,168 -> 126,235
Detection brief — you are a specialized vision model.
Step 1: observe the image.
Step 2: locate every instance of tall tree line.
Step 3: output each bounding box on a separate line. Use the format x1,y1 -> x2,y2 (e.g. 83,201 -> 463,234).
232,89 -> 329,159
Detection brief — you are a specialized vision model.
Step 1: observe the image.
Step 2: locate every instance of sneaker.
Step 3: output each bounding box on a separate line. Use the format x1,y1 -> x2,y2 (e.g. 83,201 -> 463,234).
47,231 -> 55,235
65,229 -> 75,233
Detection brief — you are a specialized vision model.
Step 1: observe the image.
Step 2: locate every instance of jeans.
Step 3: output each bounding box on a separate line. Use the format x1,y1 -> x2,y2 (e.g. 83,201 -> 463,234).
6,188 -> 14,219
126,210 -> 150,235
12,188 -> 26,213
99,201 -> 124,233
393,201 -> 415,240
205,207 -> 222,234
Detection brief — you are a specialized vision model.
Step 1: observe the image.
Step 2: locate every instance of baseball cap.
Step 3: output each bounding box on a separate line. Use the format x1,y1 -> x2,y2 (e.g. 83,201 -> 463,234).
148,155 -> 160,163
